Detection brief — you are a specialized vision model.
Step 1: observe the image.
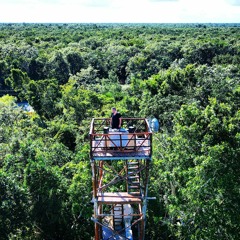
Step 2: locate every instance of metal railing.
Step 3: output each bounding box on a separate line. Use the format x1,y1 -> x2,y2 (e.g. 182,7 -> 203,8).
89,118 -> 152,160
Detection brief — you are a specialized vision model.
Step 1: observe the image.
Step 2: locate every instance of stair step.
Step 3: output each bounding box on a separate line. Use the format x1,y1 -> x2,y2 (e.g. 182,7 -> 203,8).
114,213 -> 122,216
115,219 -> 122,222
115,222 -> 122,225
128,175 -> 139,179
127,162 -> 139,165
114,214 -> 122,217
127,163 -> 139,168
114,208 -> 122,211
114,218 -> 122,222
114,206 -> 122,209
129,181 -> 140,184
128,171 -> 139,175
129,184 -> 140,188
128,185 -> 140,189
128,166 -> 139,170
129,192 -> 141,195
128,179 -> 140,183
113,204 -> 123,229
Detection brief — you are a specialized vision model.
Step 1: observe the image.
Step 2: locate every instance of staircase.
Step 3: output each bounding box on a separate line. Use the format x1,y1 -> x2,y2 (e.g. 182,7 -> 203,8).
127,161 -> 141,196
113,204 -> 124,232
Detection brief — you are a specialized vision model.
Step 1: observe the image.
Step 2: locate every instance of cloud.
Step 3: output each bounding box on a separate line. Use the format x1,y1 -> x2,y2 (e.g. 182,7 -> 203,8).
38,0 -> 62,3
0,0 -> 61,4
82,0 -> 111,7
226,0 -> 240,5
0,0 -> 110,6
0,0 -> 240,23
149,0 -> 178,2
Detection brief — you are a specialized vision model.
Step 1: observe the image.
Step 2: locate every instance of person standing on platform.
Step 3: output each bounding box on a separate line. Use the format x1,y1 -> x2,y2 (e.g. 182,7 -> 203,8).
110,107 -> 122,129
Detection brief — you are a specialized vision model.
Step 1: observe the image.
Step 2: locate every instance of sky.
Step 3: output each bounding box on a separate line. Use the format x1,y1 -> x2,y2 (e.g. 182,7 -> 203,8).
0,0 -> 240,23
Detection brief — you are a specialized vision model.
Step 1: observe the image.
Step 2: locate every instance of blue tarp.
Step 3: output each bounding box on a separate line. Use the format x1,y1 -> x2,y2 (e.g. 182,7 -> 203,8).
17,101 -> 34,112
102,227 -> 126,240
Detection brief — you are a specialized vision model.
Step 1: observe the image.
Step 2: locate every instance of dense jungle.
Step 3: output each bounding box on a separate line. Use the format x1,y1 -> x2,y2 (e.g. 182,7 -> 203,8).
0,23 -> 240,239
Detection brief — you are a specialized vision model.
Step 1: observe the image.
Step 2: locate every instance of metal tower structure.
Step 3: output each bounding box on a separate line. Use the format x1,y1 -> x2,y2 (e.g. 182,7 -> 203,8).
90,118 -> 152,240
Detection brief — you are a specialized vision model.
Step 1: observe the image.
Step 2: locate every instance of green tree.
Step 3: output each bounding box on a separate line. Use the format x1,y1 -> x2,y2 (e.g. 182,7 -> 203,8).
152,100 -> 240,239
24,79 -> 61,119
66,52 -> 84,75
25,161 -> 70,239
50,52 -> 70,85
0,171 -> 31,238
0,60 -> 8,89
28,58 -> 46,80
6,68 -> 30,93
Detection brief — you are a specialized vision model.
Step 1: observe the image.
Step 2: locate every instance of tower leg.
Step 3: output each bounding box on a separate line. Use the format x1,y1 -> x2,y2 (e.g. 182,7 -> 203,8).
139,216 -> 144,240
95,223 -> 100,240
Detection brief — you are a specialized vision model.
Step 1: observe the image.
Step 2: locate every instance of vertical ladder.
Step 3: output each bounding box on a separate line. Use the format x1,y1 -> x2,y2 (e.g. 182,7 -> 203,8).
127,161 -> 141,196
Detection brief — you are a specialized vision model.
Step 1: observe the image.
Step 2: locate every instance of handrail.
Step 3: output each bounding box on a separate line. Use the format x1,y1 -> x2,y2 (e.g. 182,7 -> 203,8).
89,118 -> 95,135
89,118 -> 152,160
146,118 -> 151,132
93,117 -> 146,120
90,118 -> 152,133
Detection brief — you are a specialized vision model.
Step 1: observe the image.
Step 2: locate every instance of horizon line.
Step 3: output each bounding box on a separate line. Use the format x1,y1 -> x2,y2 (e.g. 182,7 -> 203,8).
0,22 -> 240,24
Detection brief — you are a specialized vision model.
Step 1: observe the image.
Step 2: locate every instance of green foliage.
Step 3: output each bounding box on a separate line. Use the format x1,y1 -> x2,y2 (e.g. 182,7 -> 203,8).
63,161 -> 93,237
25,161 -> 70,239
7,68 -> 30,93
0,94 -> 16,107
150,99 -> 240,239
0,60 -> 8,89
0,171 -> 31,238
0,23 -> 240,239
61,80 -> 103,123
72,65 -> 98,86
66,51 -> 84,75
50,52 -> 70,85
24,79 -> 61,119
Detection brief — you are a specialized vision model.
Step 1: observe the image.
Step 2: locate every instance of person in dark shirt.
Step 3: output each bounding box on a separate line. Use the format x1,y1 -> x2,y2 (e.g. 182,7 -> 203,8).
110,107 -> 122,129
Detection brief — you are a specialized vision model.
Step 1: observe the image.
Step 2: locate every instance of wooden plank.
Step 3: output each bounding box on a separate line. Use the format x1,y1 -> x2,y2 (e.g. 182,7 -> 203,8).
97,192 -> 141,203
92,148 -> 151,160
98,192 -> 140,197
98,196 -> 141,203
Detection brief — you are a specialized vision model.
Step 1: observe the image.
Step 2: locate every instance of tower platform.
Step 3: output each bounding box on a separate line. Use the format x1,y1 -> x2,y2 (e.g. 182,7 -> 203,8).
89,118 -> 152,161
97,192 -> 142,204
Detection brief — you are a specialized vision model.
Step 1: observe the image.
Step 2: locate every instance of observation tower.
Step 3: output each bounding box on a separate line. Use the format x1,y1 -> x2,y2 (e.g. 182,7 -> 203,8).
89,118 -> 152,240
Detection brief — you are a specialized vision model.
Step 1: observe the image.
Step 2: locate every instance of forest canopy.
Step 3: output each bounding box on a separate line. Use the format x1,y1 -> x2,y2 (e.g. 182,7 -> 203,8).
0,23 -> 240,239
